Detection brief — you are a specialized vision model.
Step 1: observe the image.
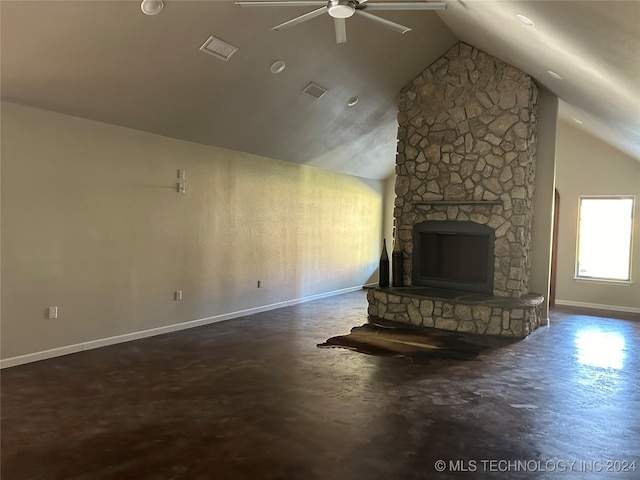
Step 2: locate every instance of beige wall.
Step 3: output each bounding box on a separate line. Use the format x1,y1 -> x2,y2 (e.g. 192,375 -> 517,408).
529,87 -> 558,322
555,117 -> 640,311
363,173 -> 395,286
1,102 -> 383,360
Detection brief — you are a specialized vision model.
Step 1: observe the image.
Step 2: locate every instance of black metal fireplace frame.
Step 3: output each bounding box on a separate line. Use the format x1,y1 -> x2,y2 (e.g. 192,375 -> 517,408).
412,220 -> 495,295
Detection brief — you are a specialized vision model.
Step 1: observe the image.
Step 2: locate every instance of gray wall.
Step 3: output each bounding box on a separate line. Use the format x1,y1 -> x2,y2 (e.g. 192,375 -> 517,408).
555,117 -> 640,312
1,102 -> 384,361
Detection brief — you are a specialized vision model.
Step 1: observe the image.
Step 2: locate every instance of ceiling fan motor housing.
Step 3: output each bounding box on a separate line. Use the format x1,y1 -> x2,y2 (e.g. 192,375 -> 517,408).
328,0 -> 356,18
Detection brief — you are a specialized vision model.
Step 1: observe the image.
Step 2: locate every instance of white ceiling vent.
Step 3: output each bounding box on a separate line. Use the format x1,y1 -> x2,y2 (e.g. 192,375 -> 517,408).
302,82 -> 328,99
199,36 -> 239,62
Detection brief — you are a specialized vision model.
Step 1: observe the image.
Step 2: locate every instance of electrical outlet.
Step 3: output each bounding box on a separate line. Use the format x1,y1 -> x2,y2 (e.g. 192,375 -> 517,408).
48,306 -> 58,319
175,290 -> 183,301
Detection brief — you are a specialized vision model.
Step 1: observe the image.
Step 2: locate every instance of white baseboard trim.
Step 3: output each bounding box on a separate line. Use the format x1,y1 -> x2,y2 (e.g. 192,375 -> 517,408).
555,299 -> 640,314
1,285 -> 365,369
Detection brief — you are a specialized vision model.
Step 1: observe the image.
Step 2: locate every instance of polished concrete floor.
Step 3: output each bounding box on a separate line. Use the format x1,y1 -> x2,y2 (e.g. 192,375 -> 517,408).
2,291 -> 639,480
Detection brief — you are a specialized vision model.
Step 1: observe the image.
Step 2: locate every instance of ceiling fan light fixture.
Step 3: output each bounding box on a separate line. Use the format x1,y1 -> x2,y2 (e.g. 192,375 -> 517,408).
328,0 -> 356,19
140,0 -> 164,16
235,0 -> 446,43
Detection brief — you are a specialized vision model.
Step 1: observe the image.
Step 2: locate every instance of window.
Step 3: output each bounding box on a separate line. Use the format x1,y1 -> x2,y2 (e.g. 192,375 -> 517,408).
576,196 -> 635,282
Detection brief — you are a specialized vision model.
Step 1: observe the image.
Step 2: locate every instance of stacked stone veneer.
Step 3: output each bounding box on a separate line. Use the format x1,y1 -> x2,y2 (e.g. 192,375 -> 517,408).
395,42 -> 538,298
367,42 -> 543,337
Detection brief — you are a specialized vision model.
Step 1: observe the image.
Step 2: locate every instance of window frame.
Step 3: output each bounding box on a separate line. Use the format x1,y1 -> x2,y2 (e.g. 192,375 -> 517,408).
574,195 -> 635,284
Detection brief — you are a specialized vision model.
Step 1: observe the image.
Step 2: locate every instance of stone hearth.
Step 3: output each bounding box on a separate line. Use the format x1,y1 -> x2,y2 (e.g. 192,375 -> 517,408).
368,42 -> 543,337
367,287 -> 543,337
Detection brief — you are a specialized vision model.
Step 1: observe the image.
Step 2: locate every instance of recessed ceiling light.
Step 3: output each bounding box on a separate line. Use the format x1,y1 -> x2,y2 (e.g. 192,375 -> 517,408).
140,0 -> 164,15
270,61 -> 286,74
516,14 -> 535,27
547,70 -> 563,80
572,117 -> 584,125
347,96 -> 359,107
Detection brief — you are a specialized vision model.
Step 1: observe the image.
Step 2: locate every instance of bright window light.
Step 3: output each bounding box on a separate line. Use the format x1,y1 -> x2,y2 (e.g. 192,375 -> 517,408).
575,329 -> 625,370
576,196 -> 634,282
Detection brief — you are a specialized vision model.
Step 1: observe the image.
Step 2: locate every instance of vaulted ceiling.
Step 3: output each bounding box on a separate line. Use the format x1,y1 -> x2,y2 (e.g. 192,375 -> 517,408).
2,1 -> 638,180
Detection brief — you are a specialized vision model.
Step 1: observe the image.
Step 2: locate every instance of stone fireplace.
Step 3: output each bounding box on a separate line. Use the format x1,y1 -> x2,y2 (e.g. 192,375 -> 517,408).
367,43 -> 543,337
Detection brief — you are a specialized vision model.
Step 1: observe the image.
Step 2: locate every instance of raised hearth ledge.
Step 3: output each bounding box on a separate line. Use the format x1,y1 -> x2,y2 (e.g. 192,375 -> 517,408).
366,286 -> 544,338
412,200 -> 503,206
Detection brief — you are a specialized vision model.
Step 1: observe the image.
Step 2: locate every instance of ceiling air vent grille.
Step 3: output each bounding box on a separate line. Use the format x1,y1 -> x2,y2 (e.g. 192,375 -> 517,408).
199,36 -> 239,62
302,82 -> 328,99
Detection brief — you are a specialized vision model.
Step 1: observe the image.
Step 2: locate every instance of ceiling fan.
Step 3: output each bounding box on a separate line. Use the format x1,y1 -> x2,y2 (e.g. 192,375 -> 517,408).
235,0 -> 447,44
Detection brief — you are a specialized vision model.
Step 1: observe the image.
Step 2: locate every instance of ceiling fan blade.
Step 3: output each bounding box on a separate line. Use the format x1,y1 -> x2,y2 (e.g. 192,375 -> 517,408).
272,6 -> 328,30
235,1 -> 326,7
334,17 -> 347,43
358,2 -> 447,11
354,10 -> 411,34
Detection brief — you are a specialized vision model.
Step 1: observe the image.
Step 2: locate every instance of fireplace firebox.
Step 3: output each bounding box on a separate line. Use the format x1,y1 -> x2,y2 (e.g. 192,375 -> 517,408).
412,221 -> 495,295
